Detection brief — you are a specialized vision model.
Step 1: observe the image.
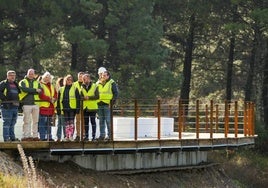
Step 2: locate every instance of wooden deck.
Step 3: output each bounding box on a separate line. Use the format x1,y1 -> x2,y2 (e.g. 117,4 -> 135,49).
0,133 -> 256,155
0,99 -> 256,155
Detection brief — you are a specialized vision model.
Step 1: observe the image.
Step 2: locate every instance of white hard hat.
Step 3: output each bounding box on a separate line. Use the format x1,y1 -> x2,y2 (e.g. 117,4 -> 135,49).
98,67 -> 107,74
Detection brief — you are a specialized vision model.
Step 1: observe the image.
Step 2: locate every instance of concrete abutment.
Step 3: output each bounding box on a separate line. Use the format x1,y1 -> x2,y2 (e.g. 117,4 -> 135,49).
72,151 -> 207,171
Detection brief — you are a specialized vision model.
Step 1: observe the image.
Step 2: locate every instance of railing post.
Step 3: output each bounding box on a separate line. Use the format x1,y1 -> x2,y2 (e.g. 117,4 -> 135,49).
196,100 -> 199,139
157,99 -> 161,140
210,100 -> 213,139
249,102 -> 253,136
234,101 -> 238,138
205,104 -> 209,132
80,98 -> 84,141
178,99 -> 183,139
243,101 -> 248,136
215,104 -> 219,132
224,100 -> 229,138
246,102 -> 250,136
110,99 -> 114,141
134,99 -> 138,141
182,103 -> 186,132
251,102 -> 255,136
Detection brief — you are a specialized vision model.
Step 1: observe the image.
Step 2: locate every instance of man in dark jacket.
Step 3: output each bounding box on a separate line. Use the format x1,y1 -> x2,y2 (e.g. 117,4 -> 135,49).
0,70 -> 20,142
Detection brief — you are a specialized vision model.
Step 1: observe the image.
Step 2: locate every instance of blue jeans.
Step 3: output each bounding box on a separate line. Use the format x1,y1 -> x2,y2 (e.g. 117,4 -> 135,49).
98,105 -> 111,138
38,115 -> 53,140
56,114 -> 65,139
1,106 -> 18,141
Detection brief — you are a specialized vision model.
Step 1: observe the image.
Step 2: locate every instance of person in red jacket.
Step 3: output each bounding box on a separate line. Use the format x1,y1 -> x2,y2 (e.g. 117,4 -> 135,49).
38,72 -> 57,141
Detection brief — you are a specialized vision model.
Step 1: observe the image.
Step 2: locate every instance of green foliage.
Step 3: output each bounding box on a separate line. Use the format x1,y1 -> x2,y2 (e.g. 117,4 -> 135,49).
89,39 -> 109,57
65,26 -> 93,44
35,39 -> 61,59
0,0 -> 267,109
0,69 -> 7,81
0,0 -> 267,150
224,23 -> 247,33
255,122 -> 268,154
250,8 -> 268,28
0,0 -> 22,10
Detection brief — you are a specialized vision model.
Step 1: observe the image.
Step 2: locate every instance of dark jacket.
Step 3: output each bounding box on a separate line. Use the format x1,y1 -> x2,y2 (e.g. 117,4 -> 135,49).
0,79 -> 20,109
57,84 -> 80,114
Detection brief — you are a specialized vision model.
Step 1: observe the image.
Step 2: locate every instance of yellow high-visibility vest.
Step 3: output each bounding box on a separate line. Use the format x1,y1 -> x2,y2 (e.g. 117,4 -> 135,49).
19,79 -> 40,105
81,83 -> 98,110
98,79 -> 114,104
59,85 -> 77,110
73,81 -> 83,92
39,83 -> 56,108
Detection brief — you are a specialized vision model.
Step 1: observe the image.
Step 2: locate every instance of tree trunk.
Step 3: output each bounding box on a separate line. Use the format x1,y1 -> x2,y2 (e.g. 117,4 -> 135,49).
0,42 -> 3,65
0,13 -> 3,64
244,34 -> 256,102
77,55 -> 88,71
95,0 -> 108,68
71,43 -> 78,70
262,39 -> 268,130
226,36 -> 235,101
226,5 -> 238,101
14,39 -> 26,69
180,13 -> 195,102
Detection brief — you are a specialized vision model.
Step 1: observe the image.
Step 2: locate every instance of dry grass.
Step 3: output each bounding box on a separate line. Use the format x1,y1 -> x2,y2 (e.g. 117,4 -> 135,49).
0,172 -> 27,188
17,144 -> 48,188
0,144 -> 48,188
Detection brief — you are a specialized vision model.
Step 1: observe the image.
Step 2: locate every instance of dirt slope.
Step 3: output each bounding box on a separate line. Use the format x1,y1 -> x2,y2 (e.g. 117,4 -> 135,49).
37,160 -> 235,188
1,150 -> 268,188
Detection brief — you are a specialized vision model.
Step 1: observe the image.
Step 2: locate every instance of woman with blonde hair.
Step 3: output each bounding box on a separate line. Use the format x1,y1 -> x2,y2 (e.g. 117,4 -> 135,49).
38,71 -> 57,141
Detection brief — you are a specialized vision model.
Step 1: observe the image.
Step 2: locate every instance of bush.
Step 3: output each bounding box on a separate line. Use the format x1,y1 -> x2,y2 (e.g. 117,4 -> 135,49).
254,122 -> 268,154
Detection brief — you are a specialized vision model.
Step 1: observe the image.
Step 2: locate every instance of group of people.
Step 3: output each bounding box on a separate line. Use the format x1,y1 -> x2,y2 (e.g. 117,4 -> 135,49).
0,67 -> 118,142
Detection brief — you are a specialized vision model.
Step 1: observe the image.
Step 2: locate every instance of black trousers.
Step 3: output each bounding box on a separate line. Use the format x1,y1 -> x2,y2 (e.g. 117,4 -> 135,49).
84,110 -> 97,138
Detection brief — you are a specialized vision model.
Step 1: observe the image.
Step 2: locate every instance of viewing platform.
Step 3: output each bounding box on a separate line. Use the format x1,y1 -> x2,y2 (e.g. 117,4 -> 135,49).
0,99 -> 256,171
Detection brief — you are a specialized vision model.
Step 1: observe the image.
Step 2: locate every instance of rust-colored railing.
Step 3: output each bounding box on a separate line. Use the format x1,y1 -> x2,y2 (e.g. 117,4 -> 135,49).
111,99 -> 255,140
0,99 -> 255,142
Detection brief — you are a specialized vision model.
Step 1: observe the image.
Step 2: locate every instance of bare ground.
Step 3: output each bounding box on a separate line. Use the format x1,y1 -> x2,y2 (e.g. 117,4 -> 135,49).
1,149 -> 268,188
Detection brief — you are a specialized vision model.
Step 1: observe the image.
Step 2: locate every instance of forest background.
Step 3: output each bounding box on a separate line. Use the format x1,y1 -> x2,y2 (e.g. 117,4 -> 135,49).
0,0 -> 267,152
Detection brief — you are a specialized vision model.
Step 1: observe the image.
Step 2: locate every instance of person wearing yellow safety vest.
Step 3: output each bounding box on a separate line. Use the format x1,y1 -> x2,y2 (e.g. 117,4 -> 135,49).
73,71 -> 84,141
97,70 -> 118,141
0,70 -> 21,142
80,73 -> 99,141
55,77 -> 65,142
96,67 -> 107,84
38,72 -> 57,141
19,69 -> 42,141
57,74 -> 80,141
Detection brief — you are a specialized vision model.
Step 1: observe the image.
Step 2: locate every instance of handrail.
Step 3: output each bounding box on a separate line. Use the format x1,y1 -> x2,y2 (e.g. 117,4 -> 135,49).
110,99 -> 255,140
0,99 -> 255,142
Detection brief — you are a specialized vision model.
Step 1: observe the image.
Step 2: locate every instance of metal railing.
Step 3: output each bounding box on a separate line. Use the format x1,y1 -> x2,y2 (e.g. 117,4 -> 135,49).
0,99 -> 255,141
110,99 -> 255,140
